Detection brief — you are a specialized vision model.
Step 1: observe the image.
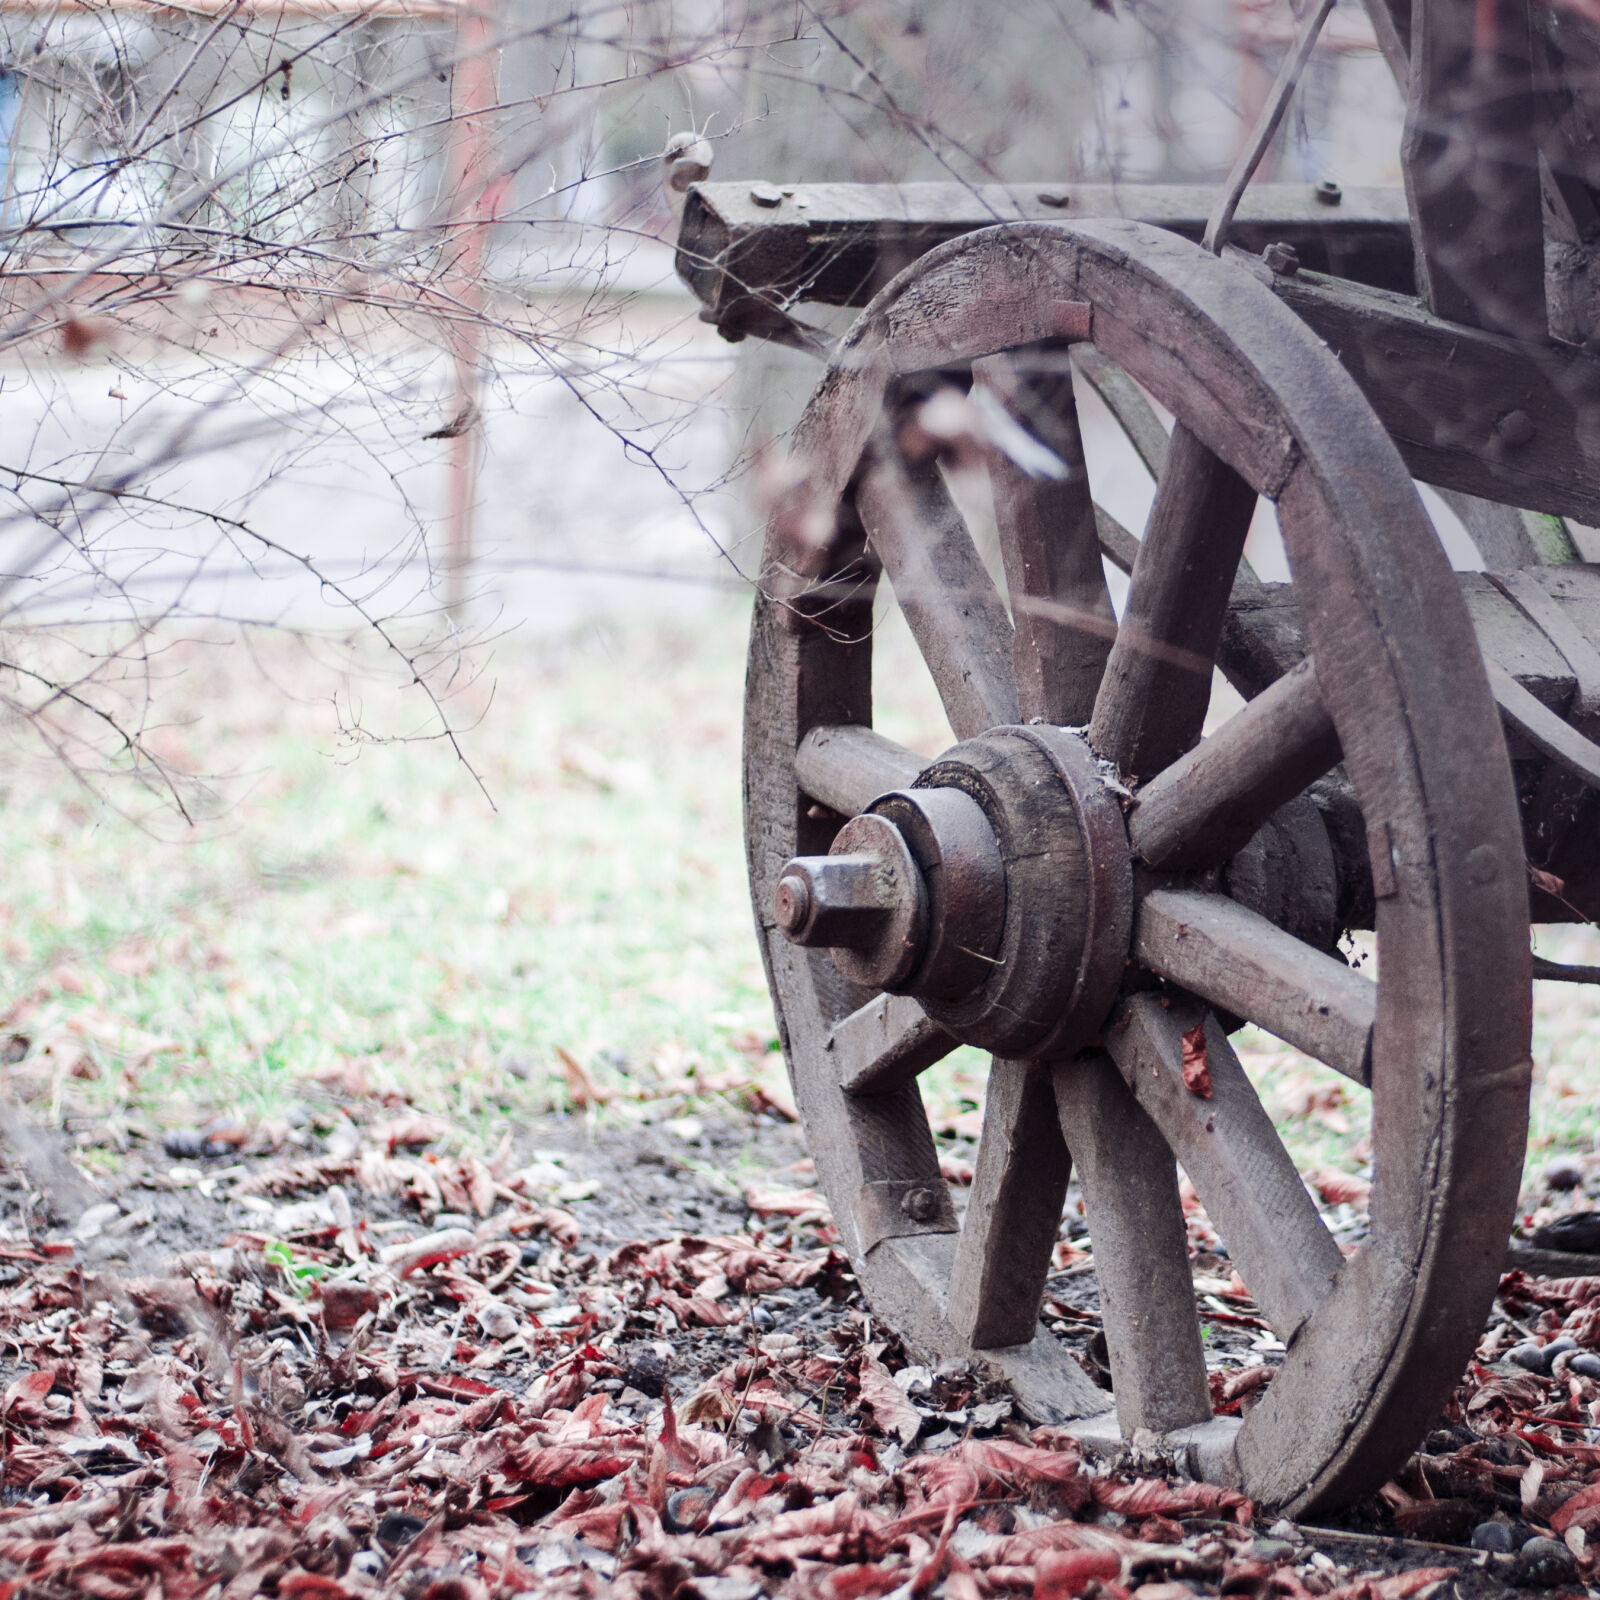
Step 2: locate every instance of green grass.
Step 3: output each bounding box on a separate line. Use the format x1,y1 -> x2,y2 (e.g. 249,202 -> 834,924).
2,599 -> 1598,1199
0,605 -> 783,1154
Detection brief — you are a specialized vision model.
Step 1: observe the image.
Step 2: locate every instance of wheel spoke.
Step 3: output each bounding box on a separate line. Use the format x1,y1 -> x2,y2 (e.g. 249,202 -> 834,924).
795,725 -> 929,817
1088,424 -> 1258,780
948,1059 -> 1072,1348
1072,345 -> 1169,480
1129,658 -> 1341,871
854,449 -> 1020,740
1095,505 -> 1141,576
1133,887 -> 1375,1084
831,991 -> 956,1096
1106,994 -> 1344,1344
973,355 -> 1114,725
1053,1049 -> 1212,1433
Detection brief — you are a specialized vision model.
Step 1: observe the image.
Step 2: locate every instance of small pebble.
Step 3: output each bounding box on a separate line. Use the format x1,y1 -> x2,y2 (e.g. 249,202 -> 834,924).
1532,1211 -> 1600,1253
1251,1539 -> 1294,1561
1267,1518 -> 1298,1542
519,1243 -> 542,1267
750,1305 -> 774,1329
1508,1341 -> 1549,1373
1470,1521 -> 1515,1553
349,1549 -> 386,1579
1513,1536 -> 1577,1587
375,1512 -> 426,1550
1571,1352 -> 1600,1380
1544,1157 -> 1586,1191
1546,1336 -> 1577,1361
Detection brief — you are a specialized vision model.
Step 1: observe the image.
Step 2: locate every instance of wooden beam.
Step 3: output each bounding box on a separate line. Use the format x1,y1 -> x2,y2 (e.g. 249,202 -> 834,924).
1105,995 -> 1344,1346
675,182 -> 1417,335
1265,265 -> 1600,526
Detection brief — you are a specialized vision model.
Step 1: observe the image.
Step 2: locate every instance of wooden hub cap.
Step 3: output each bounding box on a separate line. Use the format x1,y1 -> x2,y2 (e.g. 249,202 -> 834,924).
777,725 -> 1132,1058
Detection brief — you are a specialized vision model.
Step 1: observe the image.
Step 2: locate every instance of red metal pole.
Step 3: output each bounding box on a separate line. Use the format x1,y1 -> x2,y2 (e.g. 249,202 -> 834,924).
441,0 -> 496,620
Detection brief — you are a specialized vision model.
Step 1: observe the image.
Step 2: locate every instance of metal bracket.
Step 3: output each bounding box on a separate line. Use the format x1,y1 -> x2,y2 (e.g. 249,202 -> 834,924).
855,1177 -> 959,1255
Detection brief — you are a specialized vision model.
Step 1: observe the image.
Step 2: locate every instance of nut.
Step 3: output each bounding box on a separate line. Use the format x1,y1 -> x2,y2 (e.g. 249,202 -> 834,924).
748,182 -> 784,208
901,1186 -> 939,1222
1262,241 -> 1300,277
774,873 -> 812,936
1493,408 -> 1536,451
1314,178 -> 1342,206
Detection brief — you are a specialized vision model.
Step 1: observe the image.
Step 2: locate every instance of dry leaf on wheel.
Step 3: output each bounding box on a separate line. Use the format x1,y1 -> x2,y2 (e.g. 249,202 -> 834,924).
1180,1020 -> 1212,1098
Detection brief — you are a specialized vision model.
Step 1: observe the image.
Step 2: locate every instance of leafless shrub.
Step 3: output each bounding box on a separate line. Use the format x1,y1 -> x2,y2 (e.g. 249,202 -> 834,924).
0,0 -> 1382,813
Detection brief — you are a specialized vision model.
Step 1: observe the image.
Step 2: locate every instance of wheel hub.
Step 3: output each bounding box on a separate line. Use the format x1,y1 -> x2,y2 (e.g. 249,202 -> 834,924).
777,725 -> 1133,1058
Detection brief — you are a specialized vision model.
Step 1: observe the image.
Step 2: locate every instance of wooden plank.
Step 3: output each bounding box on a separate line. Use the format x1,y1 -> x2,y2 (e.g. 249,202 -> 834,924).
1128,658 -> 1340,870
1263,266 -> 1600,526
1489,663 -> 1600,792
854,452 -> 1019,741
1106,995 -> 1344,1345
831,992 -> 957,1096
947,1061 -> 1072,1349
1088,425 -> 1257,780
1052,1051 -> 1212,1436
794,725 -> 929,817
974,356 -> 1114,725
1403,0 -> 1545,338
675,183 -> 1418,333
1132,887 -> 1376,1083
1490,569 -> 1600,717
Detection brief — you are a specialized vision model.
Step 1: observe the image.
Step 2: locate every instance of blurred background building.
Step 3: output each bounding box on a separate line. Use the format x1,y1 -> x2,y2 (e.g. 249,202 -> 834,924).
0,0 -> 1407,636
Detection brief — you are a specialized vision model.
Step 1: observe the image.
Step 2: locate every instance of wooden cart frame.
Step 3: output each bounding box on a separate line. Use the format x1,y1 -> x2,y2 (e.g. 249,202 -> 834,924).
672,0 -> 1600,1513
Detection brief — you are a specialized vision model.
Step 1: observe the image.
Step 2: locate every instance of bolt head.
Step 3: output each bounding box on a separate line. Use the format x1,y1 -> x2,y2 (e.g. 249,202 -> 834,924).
1314,178 -> 1342,206
1263,241 -> 1300,277
1493,408 -> 1536,451
901,1185 -> 938,1222
774,873 -> 812,936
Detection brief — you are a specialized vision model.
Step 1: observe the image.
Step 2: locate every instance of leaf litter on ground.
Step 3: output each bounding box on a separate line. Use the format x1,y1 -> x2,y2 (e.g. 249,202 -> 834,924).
4,1106 -> 1600,1598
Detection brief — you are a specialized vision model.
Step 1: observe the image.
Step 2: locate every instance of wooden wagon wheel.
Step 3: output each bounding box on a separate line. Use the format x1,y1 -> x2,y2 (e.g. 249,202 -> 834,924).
746,219 -> 1533,1514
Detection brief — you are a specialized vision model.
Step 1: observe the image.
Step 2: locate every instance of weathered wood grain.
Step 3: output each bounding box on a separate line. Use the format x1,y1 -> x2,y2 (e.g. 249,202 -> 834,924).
1132,886 -> 1376,1083
1265,266 -> 1600,525
1106,995 -> 1344,1344
676,182 -> 1417,333
1089,425 -> 1258,779
1073,345 -> 1170,480
854,451 -> 1019,741
1489,663 -> 1600,791
948,1060 -> 1073,1348
794,724 -> 930,817
974,356 -> 1115,724
831,992 -> 957,1096
1053,1050 -> 1212,1436
1129,658 -> 1340,870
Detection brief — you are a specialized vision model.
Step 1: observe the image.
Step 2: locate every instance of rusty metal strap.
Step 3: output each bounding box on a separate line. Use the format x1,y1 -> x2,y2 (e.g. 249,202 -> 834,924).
1488,570 -> 1600,721
855,1177 -> 959,1256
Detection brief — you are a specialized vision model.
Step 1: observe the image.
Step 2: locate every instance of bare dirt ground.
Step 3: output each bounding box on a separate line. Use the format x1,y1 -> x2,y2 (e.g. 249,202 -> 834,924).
3,1095 -> 1600,1600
